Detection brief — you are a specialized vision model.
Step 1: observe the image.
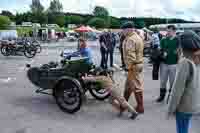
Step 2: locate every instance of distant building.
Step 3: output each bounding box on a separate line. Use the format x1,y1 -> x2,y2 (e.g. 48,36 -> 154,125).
22,22 -> 32,27
68,24 -> 77,29
32,23 -> 41,28
47,24 -> 59,29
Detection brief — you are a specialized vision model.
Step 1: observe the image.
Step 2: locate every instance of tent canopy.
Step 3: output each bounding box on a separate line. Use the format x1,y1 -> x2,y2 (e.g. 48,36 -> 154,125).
74,26 -> 92,32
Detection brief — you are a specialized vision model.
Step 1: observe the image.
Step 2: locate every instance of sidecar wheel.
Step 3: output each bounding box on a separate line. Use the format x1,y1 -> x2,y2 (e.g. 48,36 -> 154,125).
55,80 -> 82,114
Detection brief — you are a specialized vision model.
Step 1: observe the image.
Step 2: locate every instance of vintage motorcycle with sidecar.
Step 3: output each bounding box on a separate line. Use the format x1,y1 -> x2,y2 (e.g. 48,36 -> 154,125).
26,53 -> 111,114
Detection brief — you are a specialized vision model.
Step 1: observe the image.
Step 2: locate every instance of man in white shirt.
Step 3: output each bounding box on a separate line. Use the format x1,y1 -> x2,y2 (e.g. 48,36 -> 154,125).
151,31 -> 160,49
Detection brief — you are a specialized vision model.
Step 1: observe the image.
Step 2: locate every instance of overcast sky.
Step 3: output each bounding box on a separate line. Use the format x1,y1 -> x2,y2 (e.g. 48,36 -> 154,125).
0,0 -> 200,21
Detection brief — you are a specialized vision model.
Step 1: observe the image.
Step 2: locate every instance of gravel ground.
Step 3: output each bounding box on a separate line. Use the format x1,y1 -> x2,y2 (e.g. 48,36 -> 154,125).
0,41 -> 199,133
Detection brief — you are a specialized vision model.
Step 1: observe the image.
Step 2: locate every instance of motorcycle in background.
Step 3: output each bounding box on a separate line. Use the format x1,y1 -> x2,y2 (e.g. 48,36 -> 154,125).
0,40 -> 37,58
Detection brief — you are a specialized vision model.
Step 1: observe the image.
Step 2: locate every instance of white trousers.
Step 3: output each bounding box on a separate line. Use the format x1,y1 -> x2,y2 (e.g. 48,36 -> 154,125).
160,63 -> 177,89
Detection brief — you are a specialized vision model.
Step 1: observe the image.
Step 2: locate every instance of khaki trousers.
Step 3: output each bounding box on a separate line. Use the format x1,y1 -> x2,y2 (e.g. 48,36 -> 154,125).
124,64 -> 144,100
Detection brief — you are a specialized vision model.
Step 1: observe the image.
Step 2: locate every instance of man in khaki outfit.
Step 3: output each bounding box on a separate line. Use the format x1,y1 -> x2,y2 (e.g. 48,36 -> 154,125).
121,22 -> 144,114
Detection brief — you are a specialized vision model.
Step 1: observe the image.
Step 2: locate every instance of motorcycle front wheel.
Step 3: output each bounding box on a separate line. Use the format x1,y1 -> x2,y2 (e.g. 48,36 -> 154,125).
89,84 -> 110,101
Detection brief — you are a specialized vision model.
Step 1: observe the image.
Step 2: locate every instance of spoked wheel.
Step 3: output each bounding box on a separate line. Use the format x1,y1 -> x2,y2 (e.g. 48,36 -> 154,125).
24,45 -> 37,58
1,45 -> 11,56
89,84 -> 110,101
55,80 -> 82,114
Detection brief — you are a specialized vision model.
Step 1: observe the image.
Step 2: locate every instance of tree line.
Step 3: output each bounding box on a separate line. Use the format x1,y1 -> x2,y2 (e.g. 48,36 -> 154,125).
0,0 -> 197,30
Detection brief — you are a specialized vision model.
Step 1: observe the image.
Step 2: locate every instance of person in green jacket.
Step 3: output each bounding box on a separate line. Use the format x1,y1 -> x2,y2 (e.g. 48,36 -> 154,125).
156,25 -> 180,103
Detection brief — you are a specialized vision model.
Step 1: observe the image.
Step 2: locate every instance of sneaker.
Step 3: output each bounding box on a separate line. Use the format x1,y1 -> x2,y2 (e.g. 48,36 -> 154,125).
117,111 -> 123,117
117,106 -> 125,117
129,113 -> 138,120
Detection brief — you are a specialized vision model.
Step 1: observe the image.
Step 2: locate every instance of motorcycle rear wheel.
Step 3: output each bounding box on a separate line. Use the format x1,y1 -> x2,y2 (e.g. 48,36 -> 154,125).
1,45 -> 11,56
24,45 -> 37,58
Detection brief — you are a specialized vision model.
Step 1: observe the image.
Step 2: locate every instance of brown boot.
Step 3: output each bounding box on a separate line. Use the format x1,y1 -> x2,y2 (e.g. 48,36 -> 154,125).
135,92 -> 144,114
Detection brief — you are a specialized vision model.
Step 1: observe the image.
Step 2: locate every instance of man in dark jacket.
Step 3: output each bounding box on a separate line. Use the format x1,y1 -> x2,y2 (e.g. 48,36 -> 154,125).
99,31 -> 116,69
99,32 -> 109,69
107,31 -> 116,67
119,32 -> 126,68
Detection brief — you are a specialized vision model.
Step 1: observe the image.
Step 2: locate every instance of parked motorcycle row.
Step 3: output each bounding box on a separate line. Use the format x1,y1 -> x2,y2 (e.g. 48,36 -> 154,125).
0,38 -> 42,58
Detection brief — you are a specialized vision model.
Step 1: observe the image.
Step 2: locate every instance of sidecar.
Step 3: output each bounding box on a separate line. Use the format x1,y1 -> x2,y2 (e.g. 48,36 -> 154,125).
27,57 -> 110,114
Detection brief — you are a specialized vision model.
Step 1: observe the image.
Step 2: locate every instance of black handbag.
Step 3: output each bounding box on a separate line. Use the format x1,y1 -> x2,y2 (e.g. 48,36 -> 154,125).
159,49 -> 168,62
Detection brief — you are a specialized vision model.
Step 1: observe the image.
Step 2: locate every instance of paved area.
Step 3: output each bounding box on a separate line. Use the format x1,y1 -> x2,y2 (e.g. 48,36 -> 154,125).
0,41 -> 199,133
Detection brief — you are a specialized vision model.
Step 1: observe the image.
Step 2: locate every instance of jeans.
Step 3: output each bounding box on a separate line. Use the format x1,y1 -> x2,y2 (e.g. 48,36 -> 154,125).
176,112 -> 192,133
100,48 -> 108,69
160,63 -> 177,89
108,49 -> 114,67
152,62 -> 160,80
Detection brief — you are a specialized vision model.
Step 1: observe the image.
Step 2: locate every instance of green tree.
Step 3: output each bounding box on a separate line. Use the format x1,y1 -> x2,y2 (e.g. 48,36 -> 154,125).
93,6 -> 109,17
55,15 -> 65,27
87,17 -> 106,28
15,12 -> 33,25
15,13 -> 23,25
49,0 -> 63,13
109,17 -> 120,29
82,15 -> 93,25
1,10 -> 15,20
30,0 -> 44,13
67,15 -> 83,25
30,0 -> 47,23
24,12 -> 33,22
0,15 -> 11,30
32,12 -> 47,24
47,12 -> 55,24
135,19 -> 145,29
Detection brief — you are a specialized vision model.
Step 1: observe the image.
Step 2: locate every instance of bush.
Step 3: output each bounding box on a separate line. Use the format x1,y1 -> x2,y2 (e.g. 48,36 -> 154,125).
109,17 -> 121,29
16,27 -> 33,37
87,17 -> 107,28
55,15 -> 65,27
65,15 -> 83,25
0,15 -> 11,30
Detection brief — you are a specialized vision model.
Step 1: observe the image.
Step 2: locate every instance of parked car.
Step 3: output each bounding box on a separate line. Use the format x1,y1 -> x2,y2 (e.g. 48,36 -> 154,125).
66,32 -> 78,42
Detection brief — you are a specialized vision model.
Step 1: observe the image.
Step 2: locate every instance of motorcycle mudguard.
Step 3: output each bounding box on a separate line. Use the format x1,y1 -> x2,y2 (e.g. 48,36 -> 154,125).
53,76 -> 84,96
